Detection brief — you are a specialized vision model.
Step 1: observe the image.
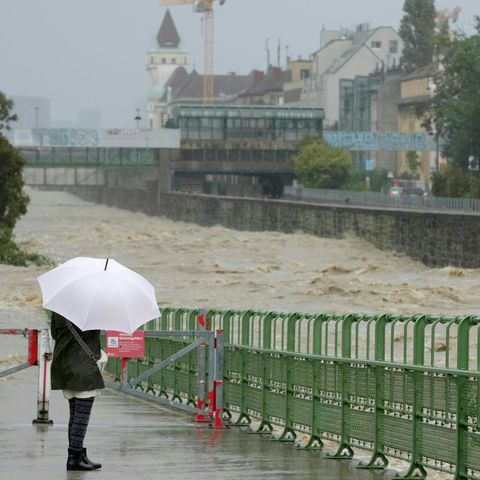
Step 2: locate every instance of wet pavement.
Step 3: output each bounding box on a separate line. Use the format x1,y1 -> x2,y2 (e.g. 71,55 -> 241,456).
0,366 -> 398,480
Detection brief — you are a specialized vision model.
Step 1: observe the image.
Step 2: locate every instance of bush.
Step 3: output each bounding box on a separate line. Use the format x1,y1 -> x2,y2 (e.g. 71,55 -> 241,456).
293,136 -> 352,189
345,169 -> 391,193
0,229 -> 51,267
431,167 -> 480,198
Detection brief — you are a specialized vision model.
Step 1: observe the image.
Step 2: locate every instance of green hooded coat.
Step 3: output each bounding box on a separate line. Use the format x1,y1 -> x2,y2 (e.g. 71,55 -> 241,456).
50,312 -> 105,391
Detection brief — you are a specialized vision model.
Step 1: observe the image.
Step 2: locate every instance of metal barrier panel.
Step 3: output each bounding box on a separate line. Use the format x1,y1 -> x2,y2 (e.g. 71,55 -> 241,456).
103,335 -> 201,404
144,308 -> 480,479
101,327 -> 226,426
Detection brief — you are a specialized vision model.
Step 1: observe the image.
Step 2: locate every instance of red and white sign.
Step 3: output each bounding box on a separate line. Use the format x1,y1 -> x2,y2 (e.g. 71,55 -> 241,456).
106,331 -> 145,358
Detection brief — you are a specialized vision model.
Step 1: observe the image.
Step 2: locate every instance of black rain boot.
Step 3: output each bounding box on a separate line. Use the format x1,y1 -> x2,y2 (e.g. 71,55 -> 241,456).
67,447 -> 94,471
82,448 -> 102,469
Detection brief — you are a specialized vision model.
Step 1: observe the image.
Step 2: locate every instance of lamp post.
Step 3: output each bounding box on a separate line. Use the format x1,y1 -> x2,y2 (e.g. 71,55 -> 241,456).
35,107 -> 39,129
134,108 -> 142,130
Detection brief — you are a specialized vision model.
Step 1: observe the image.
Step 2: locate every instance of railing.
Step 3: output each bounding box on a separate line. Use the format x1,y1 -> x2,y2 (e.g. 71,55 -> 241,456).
124,308 -> 480,479
284,185 -> 480,214
19,147 -> 158,167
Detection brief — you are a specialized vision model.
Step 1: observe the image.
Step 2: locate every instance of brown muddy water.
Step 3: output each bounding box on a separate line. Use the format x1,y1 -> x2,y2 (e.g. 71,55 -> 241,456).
1,188 -> 479,330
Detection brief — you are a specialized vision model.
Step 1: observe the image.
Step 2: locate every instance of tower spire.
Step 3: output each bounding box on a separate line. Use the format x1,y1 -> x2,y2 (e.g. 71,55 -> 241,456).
157,9 -> 181,48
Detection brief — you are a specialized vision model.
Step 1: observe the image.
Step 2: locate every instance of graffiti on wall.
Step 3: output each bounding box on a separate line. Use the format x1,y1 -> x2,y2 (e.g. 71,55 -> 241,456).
324,131 -> 438,151
9,128 -> 181,149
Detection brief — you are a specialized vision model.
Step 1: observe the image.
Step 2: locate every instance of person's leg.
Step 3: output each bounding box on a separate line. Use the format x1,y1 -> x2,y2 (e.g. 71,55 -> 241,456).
70,397 -> 94,450
67,398 -> 76,446
67,397 -> 96,471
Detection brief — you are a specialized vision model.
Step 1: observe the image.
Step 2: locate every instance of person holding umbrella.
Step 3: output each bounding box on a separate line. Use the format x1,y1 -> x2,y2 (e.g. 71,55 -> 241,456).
50,311 -> 105,471
38,257 -> 161,471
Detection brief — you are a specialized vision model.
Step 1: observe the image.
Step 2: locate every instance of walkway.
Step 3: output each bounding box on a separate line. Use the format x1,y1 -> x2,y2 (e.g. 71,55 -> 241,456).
0,366 -> 397,480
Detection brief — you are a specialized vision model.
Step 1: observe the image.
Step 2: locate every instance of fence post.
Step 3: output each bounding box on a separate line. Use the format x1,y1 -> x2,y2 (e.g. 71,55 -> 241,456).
211,330 -> 227,429
194,309 -> 208,423
33,329 -> 54,425
28,329 -> 38,366
207,329 -> 216,423
358,314 -> 390,470
274,313 -> 301,442
455,316 -> 473,480
327,314 -> 355,459
402,315 -> 430,479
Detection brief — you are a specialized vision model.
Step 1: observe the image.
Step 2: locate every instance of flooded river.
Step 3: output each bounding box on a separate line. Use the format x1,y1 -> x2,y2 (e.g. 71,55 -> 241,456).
1,187 -> 480,330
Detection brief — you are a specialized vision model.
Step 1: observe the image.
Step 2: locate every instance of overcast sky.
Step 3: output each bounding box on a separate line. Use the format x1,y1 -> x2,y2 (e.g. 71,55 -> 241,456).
1,0 -> 477,127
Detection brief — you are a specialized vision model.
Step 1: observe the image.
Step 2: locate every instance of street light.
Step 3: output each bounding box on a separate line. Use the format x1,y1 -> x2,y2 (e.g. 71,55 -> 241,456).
134,108 -> 142,130
35,106 -> 39,129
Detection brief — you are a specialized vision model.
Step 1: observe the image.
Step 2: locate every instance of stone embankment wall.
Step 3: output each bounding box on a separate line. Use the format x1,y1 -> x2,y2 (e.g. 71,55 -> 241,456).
65,185 -> 480,268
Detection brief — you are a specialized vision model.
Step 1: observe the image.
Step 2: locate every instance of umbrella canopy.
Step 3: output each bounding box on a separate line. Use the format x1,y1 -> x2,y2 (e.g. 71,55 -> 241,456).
37,257 -> 160,334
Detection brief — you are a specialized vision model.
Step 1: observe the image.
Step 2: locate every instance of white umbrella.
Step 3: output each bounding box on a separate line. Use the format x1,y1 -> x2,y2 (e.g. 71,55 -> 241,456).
37,257 -> 160,334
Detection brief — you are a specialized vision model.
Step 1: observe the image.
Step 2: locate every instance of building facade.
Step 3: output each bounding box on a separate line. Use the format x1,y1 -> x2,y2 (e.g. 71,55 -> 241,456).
146,9 -> 190,130
300,24 -> 403,127
397,63 -> 441,187
283,59 -> 312,104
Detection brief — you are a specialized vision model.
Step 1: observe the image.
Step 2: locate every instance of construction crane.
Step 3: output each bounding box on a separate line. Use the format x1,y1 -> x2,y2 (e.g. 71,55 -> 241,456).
161,0 -> 226,102
436,6 -> 462,37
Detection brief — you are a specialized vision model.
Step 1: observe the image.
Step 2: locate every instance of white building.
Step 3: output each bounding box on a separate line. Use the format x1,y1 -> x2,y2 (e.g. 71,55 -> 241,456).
146,9 -> 190,130
300,24 -> 403,127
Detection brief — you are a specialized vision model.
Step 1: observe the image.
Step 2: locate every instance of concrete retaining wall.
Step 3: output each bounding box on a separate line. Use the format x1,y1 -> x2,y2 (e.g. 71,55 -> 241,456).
66,185 -> 480,268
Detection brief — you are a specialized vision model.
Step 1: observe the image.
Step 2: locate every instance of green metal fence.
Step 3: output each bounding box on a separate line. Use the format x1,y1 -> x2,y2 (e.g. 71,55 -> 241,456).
107,308 -> 480,479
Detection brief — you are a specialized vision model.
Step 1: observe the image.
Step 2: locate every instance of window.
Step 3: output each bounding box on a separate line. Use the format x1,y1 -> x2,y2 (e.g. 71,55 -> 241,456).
371,41 -> 382,49
300,69 -> 310,80
172,58 -> 176,64
389,40 -> 398,54
161,58 -> 166,64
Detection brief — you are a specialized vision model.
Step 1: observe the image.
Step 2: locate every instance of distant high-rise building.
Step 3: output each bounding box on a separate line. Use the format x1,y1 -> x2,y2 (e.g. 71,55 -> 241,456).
9,95 -> 50,129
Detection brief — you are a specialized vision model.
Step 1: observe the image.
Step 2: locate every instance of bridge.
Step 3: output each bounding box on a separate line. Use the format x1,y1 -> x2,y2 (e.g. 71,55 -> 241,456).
13,123 -> 439,197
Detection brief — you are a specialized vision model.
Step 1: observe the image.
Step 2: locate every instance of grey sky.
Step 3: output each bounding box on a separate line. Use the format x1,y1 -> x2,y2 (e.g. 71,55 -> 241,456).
1,0 -> 477,127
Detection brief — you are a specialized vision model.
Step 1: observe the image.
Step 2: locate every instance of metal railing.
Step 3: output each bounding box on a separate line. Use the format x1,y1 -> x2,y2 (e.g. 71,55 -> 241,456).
20,147 -> 158,168
133,308 -> 480,479
284,185 -> 480,213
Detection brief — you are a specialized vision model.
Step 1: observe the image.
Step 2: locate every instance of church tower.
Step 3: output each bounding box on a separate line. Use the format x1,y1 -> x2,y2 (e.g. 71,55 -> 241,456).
146,9 -> 189,129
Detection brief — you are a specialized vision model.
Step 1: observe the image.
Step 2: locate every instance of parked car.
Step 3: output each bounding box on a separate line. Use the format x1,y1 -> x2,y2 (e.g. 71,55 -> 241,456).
388,186 -> 403,197
402,188 -> 429,198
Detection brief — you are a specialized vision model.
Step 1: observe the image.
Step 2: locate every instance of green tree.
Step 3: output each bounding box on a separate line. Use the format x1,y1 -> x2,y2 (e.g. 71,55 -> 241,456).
0,91 -> 29,232
406,151 -> 420,173
0,91 -> 17,131
0,92 -> 49,266
293,137 -> 352,189
0,136 -> 29,230
399,0 -> 437,72
428,19 -> 480,170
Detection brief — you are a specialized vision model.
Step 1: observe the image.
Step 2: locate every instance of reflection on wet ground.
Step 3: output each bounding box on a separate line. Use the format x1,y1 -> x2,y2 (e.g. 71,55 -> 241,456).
1,367 -> 399,480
